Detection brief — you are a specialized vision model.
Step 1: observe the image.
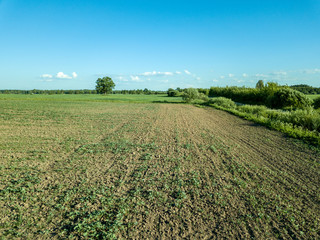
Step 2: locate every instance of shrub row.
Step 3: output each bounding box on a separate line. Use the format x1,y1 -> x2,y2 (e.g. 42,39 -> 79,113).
208,84 -> 313,110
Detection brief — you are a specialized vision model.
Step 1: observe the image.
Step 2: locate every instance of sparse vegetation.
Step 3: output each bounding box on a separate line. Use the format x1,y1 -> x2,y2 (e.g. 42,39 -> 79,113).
0,93 -> 319,239
206,97 -> 320,146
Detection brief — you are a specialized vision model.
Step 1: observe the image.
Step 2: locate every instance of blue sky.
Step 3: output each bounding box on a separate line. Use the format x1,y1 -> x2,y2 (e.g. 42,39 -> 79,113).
1,0 -> 320,90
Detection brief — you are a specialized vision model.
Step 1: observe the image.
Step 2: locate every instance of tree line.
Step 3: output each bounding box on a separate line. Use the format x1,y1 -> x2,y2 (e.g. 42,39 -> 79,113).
0,89 -> 167,95
0,89 -> 166,95
168,80 -> 316,110
289,84 -> 320,94
0,89 -> 98,94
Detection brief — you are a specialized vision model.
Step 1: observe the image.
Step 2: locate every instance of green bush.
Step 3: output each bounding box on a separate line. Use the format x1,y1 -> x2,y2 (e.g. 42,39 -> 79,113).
314,97 -> 320,109
167,88 -> 180,97
238,105 -> 268,115
182,88 -> 200,103
268,88 -> 313,109
208,97 -> 237,109
208,83 -> 280,106
199,93 -> 209,101
198,88 -> 209,96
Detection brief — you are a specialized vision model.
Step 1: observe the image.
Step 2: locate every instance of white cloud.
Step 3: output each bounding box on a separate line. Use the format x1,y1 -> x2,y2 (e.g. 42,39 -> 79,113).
141,71 -> 174,76
115,76 -> 129,82
130,75 -> 143,82
41,72 -> 78,81
72,72 -> 78,78
212,79 -> 219,82
130,75 -> 139,81
255,73 -> 268,78
242,73 -> 248,77
228,73 -> 234,78
175,71 -> 182,74
56,72 -> 72,79
302,68 -> 320,74
40,74 -> 53,78
220,76 -> 225,79
272,71 -> 287,76
163,72 -> 174,76
184,70 -> 191,75
141,71 -> 155,76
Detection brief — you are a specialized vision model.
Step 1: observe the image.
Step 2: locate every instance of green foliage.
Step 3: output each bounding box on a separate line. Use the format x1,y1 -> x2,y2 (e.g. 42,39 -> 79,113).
208,97 -> 237,109
199,93 -> 209,101
256,80 -> 264,89
143,88 -> 151,95
96,76 -> 115,94
208,82 -> 314,110
238,105 -> 268,115
182,88 -> 200,103
198,88 -> 209,96
209,86 -> 265,105
0,89 -> 168,95
0,89 -> 98,94
290,84 -> 320,95
167,88 -> 181,97
207,96 -> 320,145
314,97 -> 320,109
181,88 -> 208,103
113,89 -> 166,95
269,88 -> 313,109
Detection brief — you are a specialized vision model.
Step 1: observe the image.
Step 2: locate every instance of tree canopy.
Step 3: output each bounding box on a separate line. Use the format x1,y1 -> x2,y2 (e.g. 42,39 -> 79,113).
95,77 -> 115,94
256,80 -> 264,89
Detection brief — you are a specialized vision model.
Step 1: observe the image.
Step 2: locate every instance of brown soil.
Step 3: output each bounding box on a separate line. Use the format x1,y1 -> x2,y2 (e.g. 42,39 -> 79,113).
116,104 -> 320,239
1,102 -> 319,239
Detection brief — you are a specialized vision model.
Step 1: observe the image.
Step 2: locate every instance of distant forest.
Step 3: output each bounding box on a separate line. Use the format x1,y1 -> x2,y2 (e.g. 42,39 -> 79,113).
289,84 -> 320,94
0,84 -> 319,95
0,89 -> 166,95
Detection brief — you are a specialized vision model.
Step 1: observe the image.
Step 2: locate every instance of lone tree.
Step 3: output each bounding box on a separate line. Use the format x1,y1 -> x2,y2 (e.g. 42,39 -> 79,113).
95,76 -> 115,94
256,80 -> 264,89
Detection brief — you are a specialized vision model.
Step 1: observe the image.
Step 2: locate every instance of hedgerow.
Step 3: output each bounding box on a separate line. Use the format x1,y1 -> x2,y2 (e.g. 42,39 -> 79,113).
209,83 -> 313,110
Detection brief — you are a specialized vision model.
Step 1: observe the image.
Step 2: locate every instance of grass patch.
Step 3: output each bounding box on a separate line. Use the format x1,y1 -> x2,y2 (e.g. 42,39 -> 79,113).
0,94 -> 183,103
307,94 -> 320,100
206,97 -> 320,147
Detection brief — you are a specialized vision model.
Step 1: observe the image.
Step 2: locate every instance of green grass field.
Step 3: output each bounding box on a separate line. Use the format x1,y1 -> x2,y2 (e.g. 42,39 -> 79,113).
307,94 -> 320,100
0,93 -> 183,103
0,94 -> 319,239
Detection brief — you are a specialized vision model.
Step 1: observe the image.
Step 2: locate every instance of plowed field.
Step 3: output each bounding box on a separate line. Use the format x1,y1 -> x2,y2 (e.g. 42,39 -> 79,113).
0,99 -> 319,239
